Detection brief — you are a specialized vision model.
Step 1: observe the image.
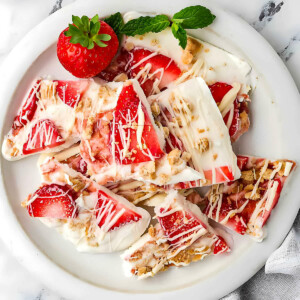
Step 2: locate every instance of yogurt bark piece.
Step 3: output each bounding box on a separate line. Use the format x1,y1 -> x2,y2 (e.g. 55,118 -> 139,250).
80,79 -> 204,186
24,157 -> 151,253
150,77 -> 240,188
2,78 -> 122,160
121,190 -> 230,278
201,155 -> 296,241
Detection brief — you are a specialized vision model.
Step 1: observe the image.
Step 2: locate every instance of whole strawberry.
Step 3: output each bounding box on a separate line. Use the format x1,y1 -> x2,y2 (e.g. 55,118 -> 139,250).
57,15 -> 119,78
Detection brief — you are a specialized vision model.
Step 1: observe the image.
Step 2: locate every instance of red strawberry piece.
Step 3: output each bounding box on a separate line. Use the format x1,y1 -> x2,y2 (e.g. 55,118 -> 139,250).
23,119 -> 65,155
27,184 -> 78,218
203,195 -> 248,235
203,166 -> 234,183
261,178 -> 282,226
76,157 -> 88,175
237,155 -> 249,170
98,48 -> 131,82
209,82 -> 233,104
223,99 -> 240,137
12,80 -> 41,134
165,132 -> 185,153
213,236 -> 230,254
63,154 -> 88,175
55,80 -> 90,108
209,82 -> 250,142
110,84 -> 164,164
57,16 -> 119,78
235,217 -> 248,235
95,190 -> 141,231
129,48 -> 181,96
157,209 -> 205,245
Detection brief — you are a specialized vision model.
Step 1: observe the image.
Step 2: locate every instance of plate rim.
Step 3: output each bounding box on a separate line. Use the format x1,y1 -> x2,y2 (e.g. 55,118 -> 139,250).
0,0 -> 299,299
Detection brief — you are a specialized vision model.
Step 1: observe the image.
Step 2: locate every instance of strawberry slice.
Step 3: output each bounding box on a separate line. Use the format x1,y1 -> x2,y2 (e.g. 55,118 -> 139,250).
23,119 -> 65,155
165,132 -> 185,153
223,99 -> 240,136
157,209 -> 206,245
204,166 -> 234,183
209,82 -> 233,104
129,48 -> 181,96
237,155 -> 249,170
95,190 -> 141,231
261,178 -> 282,226
110,84 -> 164,164
204,194 -> 249,235
27,184 -> 78,218
62,154 -> 88,176
12,80 -> 41,134
209,82 -> 249,142
213,236 -> 230,254
98,48 -> 132,82
55,80 -> 89,108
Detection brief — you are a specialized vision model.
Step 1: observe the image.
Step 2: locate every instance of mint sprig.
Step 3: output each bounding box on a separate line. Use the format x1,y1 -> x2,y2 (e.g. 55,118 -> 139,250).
64,14 -> 111,49
172,6 -> 216,29
121,15 -> 170,36
105,5 -> 216,49
171,23 -> 187,49
104,12 -> 124,41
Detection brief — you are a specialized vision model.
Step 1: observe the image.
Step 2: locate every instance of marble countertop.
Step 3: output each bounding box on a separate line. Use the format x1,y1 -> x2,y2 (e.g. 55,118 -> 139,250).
0,0 -> 299,299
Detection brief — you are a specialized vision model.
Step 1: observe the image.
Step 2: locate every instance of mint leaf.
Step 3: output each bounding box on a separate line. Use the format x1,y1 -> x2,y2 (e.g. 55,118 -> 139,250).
172,5 -> 215,29
171,23 -> 187,49
104,12 -> 124,41
121,15 -> 170,36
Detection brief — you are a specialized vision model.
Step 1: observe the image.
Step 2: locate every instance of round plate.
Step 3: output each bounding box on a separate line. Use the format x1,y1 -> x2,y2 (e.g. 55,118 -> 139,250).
0,0 -> 299,299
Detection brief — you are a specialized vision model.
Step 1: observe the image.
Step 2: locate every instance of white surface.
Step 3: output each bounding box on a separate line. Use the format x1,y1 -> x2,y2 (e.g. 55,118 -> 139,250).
0,0 -> 299,299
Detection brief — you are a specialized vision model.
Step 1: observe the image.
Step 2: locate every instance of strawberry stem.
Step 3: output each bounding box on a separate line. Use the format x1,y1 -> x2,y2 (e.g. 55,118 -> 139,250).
64,14 -> 111,49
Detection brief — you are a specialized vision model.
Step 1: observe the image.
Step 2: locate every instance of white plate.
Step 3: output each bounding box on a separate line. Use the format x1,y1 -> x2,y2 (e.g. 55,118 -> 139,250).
0,0 -> 299,299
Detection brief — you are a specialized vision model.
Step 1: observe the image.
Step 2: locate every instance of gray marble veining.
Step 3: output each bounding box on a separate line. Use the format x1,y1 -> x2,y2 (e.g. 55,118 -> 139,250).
252,0 -> 284,31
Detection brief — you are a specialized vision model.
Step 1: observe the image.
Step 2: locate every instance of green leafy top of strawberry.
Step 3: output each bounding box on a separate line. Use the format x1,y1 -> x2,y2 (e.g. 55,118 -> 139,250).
64,14 -> 111,49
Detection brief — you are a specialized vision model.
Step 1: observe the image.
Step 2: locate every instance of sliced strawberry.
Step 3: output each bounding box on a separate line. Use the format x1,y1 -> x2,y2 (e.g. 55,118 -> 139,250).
261,178 -> 282,226
203,194 -> 249,235
95,190 -> 141,231
223,99 -> 240,137
235,217 -> 248,235
129,48 -> 181,96
27,184 -> 78,218
12,80 -> 41,134
209,82 -> 233,104
98,48 -> 131,82
62,154 -> 88,176
165,132 -> 185,153
209,82 -> 250,142
237,155 -> 249,170
213,236 -> 230,254
204,166 -> 234,183
23,119 -> 65,155
55,80 -> 89,108
110,84 -> 164,164
157,209 -> 205,245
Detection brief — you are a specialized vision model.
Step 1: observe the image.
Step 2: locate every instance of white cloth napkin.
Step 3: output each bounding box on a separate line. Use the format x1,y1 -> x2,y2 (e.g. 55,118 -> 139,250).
223,211 -> 300,300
